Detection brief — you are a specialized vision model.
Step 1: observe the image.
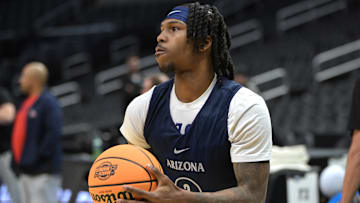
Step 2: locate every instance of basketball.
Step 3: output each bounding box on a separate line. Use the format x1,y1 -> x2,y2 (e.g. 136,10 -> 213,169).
88,144 -> 163,202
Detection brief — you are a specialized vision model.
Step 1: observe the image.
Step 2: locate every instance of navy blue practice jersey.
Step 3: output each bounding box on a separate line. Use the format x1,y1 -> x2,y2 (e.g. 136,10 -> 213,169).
144,77 -> 242,192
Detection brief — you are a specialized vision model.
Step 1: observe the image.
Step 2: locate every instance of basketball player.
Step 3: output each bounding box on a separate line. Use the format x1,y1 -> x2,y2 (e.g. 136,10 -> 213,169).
119,2 -> 272,202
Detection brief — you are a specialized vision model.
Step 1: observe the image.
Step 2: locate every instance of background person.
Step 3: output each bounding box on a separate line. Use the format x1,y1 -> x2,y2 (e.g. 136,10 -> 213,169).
123,55 -> 143,112
0,86 -> 22,203
11,62 -> 63,203
141,73 -> 169,94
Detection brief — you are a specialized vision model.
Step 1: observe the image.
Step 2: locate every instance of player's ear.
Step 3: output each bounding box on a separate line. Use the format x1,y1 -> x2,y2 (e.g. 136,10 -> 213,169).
199,36 -> 212,52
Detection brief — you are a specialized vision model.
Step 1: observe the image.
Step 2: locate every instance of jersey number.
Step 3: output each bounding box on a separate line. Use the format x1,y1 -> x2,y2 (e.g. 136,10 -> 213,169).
183,184 -> 191,191
174,177 -> 202,192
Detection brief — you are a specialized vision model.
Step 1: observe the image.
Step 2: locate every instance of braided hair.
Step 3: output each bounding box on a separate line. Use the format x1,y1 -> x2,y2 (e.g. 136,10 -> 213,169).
185,2 -> 234,80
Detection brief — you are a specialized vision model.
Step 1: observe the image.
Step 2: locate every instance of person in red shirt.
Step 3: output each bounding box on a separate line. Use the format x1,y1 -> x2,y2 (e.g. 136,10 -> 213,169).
12,62 -> 63,203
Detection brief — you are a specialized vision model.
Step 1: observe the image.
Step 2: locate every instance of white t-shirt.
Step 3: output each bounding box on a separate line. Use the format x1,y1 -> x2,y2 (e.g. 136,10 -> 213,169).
120,76 -> 272,163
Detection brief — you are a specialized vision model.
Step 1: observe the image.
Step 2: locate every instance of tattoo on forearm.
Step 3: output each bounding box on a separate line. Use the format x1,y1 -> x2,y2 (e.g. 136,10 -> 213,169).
188,162 -> 269,203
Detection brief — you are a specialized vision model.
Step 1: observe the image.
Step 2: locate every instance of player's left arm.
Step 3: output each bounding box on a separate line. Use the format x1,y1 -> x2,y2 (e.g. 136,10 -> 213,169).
193,161 -> 270,203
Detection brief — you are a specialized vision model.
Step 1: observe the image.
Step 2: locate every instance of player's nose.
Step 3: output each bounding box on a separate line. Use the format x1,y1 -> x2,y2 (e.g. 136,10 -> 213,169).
157,31 -> 167,43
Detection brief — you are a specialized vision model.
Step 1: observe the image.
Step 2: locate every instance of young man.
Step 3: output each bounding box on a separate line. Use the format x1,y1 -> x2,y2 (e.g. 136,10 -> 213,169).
12,62 -> 63,203
119,2 -> 272,203
342,78 -> 360,203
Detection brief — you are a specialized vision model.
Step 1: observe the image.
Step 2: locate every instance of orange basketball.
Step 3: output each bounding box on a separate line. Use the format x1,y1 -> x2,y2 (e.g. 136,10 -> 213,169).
88,144 -> 163,202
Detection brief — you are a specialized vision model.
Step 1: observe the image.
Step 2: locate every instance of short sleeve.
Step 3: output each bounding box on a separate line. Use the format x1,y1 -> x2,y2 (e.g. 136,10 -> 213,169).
228,88 -> 272,163
349,79 -> 360,131
120,87 -> 154,149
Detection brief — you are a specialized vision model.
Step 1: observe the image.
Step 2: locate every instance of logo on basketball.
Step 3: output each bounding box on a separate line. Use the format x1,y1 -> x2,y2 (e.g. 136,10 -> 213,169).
90,191 -> 135,202
94,161 -> 118,181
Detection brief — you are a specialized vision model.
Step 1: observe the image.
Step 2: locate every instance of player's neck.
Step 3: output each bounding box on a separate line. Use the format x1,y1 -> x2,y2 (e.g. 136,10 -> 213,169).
28,85 -> 44,97
174,61 -> 214,103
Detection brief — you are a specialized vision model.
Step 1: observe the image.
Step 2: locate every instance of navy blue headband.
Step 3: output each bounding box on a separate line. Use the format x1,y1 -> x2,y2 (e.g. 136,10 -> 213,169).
165,6 -> 189,23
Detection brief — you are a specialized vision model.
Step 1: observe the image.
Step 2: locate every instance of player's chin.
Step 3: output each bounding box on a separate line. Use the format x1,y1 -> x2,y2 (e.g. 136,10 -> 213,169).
157,61 -> 174,74
156,57 -> 170,71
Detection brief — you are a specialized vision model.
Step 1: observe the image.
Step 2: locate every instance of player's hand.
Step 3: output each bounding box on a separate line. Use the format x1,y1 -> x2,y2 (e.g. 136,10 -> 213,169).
117,164 -> 188,203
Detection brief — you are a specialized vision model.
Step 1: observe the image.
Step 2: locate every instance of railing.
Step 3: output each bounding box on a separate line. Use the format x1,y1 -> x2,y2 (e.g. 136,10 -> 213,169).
34,1 -> 78,29
62,123 -> 92,137
249,68 -> 290,101
110,36 -> 139,65
50,82 -> 81,108
277,0 -> 346,32
95,54 -> 157,95
39,22 -> 117,37
62,52 -> 92,80
95,64 -> 127,95
229,19 -> 263,50
214,0 -> 259,18
313,39 -> 360,82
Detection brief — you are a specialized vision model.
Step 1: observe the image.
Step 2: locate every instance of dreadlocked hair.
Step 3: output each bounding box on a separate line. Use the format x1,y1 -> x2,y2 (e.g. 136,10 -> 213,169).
186,2 -> 234,80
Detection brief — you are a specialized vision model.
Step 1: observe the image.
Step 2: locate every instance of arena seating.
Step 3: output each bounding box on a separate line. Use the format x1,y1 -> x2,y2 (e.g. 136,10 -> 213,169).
1,0 -> 358,142
1,0 -> 360,202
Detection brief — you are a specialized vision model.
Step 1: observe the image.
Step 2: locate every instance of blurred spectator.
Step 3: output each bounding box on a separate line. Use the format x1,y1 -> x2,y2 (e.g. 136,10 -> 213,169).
342,78 -> 360,203
141,73 -> 169,94
11,62 -> 63,203
0,86 -> 22,203
123,55 -> 143,112
234,69 -> 259,93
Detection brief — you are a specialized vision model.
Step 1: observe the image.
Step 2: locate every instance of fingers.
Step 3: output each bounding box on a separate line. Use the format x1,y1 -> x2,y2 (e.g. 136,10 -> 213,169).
146,164 -> 164,182
123,186 -> 153,200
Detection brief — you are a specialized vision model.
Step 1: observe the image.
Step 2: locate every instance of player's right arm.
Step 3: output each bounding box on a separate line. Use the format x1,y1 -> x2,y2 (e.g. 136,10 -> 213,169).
341,129 -> 360,203
120,87 -> 154,148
